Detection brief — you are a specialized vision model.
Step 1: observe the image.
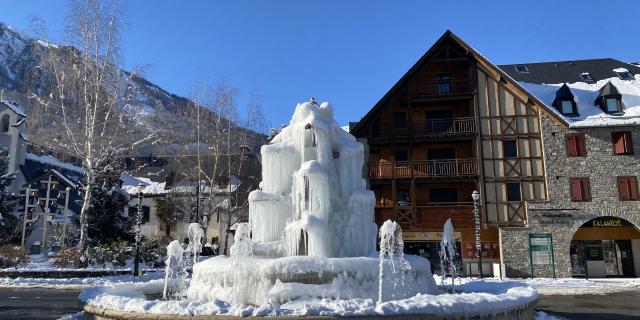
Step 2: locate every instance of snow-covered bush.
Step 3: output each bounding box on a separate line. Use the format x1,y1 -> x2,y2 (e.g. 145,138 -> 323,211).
87,240 -> 132,268
0,245 -> 29,268
50,248 -> 82,268
139,237 -> 166,268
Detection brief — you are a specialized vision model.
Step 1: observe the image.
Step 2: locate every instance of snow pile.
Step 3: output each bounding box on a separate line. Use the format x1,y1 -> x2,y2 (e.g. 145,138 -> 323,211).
522,277 -> 640,295
0,271 -> 164,289
249,100 -> 377,258
82,276 -> 536,317
120,174 -> 167,195
520,74 -> 640,127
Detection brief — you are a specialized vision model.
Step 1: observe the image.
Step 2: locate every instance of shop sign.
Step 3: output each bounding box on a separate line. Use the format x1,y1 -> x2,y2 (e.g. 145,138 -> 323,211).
589,218 -> 626,228
461,241 -> 499,260
403,231 -> 461,241
528,233 -> 556,277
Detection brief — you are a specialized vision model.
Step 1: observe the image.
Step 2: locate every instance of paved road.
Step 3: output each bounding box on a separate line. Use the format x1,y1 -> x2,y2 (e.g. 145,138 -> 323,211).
0,288 -> 82,320
536,291 -> 640,319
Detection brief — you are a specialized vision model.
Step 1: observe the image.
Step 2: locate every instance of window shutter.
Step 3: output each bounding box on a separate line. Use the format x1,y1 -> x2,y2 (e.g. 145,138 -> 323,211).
618,177 -> 630,201
582,179 -> 592,201
570,179 -> 582,201
566,135 -> 577,156
578,134 -> 587,156
630,176 -> 639,200
613,133 -> 625,154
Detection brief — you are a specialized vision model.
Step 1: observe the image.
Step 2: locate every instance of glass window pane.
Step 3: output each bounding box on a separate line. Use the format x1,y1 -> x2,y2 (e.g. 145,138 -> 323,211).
606,98 -> 619,112
561,100 -> 574,114
507,183 -> 521,202
503,140 -> 518,158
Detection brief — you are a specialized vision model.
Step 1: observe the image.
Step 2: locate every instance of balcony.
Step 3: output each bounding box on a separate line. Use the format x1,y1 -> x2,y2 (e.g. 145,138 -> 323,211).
412,78 -> 473,98
414,117 -> 476,136
374,202 -> 476,229
368,158 -> 478,179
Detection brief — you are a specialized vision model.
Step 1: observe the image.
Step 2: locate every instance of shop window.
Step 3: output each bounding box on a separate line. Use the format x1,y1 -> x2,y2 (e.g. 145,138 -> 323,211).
570,178 -> 591,202
585,240 -> 603,261
429,188 -> 458,203
393,112 -> 407,129
565,133 -> 586,157
503,139 -> 518,158
1,114 -> 9,133
396,190 -> 411,207
612,131 -> 633,155
506,183 -> 521,202
617,176 -> 639,201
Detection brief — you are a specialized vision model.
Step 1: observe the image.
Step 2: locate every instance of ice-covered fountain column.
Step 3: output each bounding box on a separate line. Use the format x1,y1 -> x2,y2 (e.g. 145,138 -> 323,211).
249,100 -> 377,258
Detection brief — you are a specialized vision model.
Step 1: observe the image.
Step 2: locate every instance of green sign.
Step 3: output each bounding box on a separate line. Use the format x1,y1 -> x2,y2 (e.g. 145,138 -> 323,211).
528,233 -> 556,278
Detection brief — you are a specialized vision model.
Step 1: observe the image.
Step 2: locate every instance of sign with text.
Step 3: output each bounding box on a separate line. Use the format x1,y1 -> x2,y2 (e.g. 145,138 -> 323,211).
528,233 -> 556,277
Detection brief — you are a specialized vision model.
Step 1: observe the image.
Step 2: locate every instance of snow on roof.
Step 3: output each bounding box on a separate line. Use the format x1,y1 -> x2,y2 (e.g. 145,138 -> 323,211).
26,153 -> 84,174
120,174 -> 166,195
519,74 -> 640,128
50,168 -> 77,189
0,99 -> 26,117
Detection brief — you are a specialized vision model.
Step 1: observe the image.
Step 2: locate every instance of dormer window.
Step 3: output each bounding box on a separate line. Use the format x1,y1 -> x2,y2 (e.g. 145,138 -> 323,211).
579,72 -> 594,83
613,68 -> 634,80
595,81 -> 623,114
553,83 -> 578,116
514,65 -> 530,73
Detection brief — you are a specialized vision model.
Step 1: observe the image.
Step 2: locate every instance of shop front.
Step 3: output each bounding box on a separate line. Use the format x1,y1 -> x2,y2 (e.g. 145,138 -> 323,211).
570,217 -> 640,277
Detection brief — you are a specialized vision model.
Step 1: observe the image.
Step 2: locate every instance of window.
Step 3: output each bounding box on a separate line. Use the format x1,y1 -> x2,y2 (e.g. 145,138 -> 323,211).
614,69 -> 634,80
579,72 -> 594,82
427,148 -> 455,160
561,100 -> 574,114
503,139 -> 518,158
565,133 -> 586,157
605,98 -> 621,113
514,65 -> 530,73
393,112 -> 407,128
437,73 -> 450,94
429,188 -> 458,203
506,183 -> 521,202
570,178 -> 591,202
128,206 -> 150,223
612,132 -> 633,155
396,190 -> 411,206
617,176 -> 639,201
1,114 -> 9,133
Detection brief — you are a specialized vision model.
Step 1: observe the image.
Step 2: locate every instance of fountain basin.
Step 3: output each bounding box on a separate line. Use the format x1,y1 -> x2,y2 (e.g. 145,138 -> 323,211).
80,276 -> 538,319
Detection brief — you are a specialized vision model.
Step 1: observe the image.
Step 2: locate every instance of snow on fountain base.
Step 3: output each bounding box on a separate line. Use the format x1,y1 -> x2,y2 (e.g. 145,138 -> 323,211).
187,254 -> 437,306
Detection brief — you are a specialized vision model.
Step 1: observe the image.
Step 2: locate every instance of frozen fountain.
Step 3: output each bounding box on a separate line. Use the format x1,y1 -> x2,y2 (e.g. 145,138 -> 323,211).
163,240 -> 185,299
440,218 -> 459,290
187,100 -> 437,305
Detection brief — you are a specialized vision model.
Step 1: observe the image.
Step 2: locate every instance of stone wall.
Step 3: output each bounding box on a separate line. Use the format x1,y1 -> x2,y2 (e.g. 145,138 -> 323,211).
500,112 -> 640,278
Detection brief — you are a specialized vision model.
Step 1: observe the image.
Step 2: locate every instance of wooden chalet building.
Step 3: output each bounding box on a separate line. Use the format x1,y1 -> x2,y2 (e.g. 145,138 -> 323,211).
350,31 -> 552,275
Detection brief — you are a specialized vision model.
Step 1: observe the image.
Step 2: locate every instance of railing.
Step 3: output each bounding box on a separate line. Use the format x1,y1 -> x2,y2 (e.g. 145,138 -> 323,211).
368,158 -> 477,179
413,78 -> 473,97
415,117 -> 476,135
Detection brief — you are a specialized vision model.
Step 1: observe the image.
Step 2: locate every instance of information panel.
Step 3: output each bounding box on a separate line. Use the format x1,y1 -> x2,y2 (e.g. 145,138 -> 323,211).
528,233 -> 556,277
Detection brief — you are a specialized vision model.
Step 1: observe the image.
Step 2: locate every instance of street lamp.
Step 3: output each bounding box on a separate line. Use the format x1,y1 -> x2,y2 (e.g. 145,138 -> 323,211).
133,182 -> 145,276
472,190 -> 482,277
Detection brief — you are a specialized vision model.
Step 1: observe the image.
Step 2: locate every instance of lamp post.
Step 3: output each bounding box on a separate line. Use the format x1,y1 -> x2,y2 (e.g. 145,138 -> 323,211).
133,183 -> 145,276
472,190 -> 482,277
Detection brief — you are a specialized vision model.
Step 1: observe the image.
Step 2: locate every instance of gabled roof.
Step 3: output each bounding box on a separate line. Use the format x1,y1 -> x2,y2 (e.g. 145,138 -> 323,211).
555,83 -> 575,100
598,81 -> 621,96
0,99 -> 26,117
351,30 -> 569,134
499,58 -> 640,84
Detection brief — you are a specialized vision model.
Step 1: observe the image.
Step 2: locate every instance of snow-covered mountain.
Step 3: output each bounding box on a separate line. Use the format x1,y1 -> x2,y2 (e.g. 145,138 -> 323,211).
0,22 -> 264,156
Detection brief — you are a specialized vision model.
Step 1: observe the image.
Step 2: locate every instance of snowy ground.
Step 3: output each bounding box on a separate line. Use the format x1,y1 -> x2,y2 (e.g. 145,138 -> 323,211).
0,254 -> 156,272
0,271 -> 164,289
519,277 -> 640,295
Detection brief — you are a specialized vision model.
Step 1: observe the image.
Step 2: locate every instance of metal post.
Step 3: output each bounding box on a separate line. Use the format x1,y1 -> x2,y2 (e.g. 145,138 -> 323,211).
40,175 -> 58,254
61,187 -> 70,249
472,190 -> 482,277
195,184 -> 200,223
133,183 -> 145,276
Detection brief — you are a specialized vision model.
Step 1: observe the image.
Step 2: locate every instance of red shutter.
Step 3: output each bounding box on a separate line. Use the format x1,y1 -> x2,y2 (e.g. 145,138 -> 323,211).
630,176 -> 639,200
566,135 -> 577,156
613,133 -> 625,154
570,179 -> 582,201
578,134 -> 587,156
618,177 -> 630,201
582,178 -> 592,201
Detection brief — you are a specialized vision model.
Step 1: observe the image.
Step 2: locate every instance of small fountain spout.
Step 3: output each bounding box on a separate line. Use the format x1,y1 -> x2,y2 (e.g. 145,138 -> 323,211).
377,220 -> 407,304
163,240 -> 184,299
440,218 -> 459,292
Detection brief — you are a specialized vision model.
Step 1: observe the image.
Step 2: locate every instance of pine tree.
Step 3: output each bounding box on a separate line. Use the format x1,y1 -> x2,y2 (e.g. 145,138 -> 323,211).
0,147 -> 20,244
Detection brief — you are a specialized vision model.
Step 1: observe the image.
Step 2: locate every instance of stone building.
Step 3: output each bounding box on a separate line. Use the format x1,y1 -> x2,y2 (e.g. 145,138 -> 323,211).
351,31 -> 640,278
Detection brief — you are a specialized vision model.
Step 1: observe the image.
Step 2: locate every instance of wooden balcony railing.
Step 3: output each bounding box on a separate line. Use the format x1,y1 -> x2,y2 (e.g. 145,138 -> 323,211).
369,158 -> 477,179
413,78 -> 473,97
414,117 -> 476,135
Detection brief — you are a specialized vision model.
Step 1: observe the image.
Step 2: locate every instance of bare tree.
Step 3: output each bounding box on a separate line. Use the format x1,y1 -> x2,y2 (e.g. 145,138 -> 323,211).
34,0 -> 155,264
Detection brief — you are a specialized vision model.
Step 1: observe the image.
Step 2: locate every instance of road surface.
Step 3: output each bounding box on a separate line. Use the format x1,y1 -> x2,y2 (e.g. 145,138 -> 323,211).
0,287 -> 82,320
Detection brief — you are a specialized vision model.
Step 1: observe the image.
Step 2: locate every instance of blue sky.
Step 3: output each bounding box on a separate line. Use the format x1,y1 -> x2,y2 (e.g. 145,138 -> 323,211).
3,1 -> 640,128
